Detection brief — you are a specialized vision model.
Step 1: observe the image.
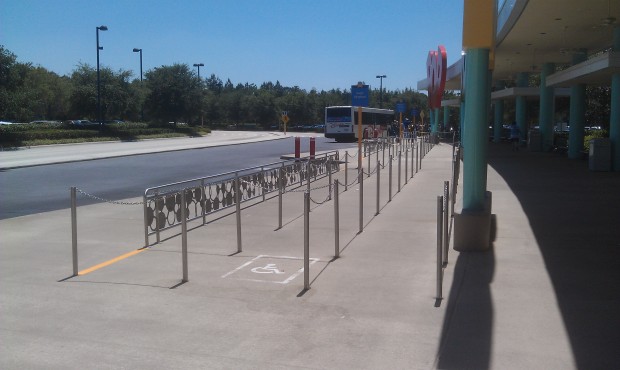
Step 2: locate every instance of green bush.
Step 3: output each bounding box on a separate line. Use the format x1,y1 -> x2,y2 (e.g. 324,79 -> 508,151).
0,121 -> 210,147
583,130 -> 608,152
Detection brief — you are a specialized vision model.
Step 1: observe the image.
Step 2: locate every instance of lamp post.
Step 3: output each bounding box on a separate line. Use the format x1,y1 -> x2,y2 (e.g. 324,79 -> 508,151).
96,25 -> 108,125
193,63 -> 205,126
376,75 -> 386,109
193,63 -> 204,78
133,48 -> 143,121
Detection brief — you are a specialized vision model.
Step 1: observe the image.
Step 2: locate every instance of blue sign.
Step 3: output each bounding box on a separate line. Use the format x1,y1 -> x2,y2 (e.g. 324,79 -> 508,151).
396,102 -> 407,113
411,108 -> 419,117
351,84 -> 369,107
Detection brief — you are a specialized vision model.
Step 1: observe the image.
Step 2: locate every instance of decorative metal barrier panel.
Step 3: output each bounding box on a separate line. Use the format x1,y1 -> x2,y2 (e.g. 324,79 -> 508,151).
143,152 -> 340,246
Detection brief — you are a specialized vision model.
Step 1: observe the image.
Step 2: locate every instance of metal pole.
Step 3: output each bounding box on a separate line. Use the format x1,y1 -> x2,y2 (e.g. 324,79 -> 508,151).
278,165 -> 283,229
411,142 -> 414,178
382,139 -> 385,167
143,194 -> 149,248
235,174 -> 242,253
181,190 -> 189,282
443,181 -> 450,266
344,151 -> 349,191
334,180 -> 340,258
437,195 -> 443,300
359,168 -> 364,233
405,148 -> 408,185
71,187 -> 78,276
376,158 -> 380,215
261,166 -> 265,202
304,192 -> 310,290
328,158 -> 333,201
389,155 -> 393,202
398,151 -> 402,193
201,179 -> 206,225
307,161 -> 311,194
155,192 -> 161,244
367,144 -> 371,178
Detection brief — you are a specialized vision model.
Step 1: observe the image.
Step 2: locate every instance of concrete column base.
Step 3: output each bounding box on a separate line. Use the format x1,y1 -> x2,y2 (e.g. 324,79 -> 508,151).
454,191 -> 494,252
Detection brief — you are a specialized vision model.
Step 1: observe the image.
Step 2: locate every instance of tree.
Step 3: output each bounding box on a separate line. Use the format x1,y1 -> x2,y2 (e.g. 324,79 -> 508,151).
144,64 -> 203,125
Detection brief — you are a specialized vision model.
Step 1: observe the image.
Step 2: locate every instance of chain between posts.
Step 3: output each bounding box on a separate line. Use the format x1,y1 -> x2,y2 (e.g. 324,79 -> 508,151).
75,187 -> 144,205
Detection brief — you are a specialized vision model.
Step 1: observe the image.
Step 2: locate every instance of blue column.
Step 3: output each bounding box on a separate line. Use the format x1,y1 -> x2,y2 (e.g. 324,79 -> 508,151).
462,48 -> 490,211
610,27 -> 620,171
443,106 -> 450,131
435,108 -> 440,133
516,72 -> 528,143
568,50 -> 588,159
539,63 -> 556,151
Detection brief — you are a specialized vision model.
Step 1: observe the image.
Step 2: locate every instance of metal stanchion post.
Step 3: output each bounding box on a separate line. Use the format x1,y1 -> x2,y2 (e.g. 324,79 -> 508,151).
367,145 -> 371,178
235,174 -> 242,253
389,155 -> 393,202
398,151 -> 402,193
143,194 -> 149,247
405,148 -> 408,185
307,161 -> 311,194
201,179 -> 206,225
278,166 -> 283,229
411,142 -> 414,178
376,159 -> 380,215
334,180 -> 340,258
344,151 -> 349,191
181,189 -> 189,282
436,195 -> 443,300
71,187 -> 78,276
261,166 -> 265,202
155,191 -> 161,244
304,192 -> 310,290
382,139 -> 385,167
359,169 -> 364,233
328,158 -> 333,201
443,181 -> 450,266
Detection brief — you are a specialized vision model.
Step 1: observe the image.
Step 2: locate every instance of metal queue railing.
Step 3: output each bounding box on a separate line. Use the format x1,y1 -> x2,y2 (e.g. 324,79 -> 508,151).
69,133 -> 438,285
142,151 -> 341,248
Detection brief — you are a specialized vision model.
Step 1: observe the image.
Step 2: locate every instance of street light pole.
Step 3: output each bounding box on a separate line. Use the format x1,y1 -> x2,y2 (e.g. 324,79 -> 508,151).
133,48 -> 143,121
193,63 -> 204,78
96,25 -> 108,125
376,75 -> 386,109
193,63 -> 205,126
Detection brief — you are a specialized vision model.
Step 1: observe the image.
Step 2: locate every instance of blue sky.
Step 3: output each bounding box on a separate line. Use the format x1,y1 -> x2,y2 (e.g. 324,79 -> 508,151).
1,0 -> 463,92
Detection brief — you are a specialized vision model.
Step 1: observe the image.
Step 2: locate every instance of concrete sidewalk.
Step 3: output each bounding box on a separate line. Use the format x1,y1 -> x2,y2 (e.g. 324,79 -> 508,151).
1,140 -> 618,369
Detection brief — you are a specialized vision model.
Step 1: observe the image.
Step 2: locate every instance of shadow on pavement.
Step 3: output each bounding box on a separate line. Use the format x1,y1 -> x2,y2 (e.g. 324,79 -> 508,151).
437,248 -> 495,369
485,143 -> 620,369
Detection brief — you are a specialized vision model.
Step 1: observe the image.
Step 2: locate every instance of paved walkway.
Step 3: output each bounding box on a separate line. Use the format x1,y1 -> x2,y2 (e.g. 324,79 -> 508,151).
1,136 -> 618,369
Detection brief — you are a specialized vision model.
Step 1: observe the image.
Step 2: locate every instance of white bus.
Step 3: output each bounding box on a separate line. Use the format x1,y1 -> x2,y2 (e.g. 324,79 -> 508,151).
324,106 -> 395,142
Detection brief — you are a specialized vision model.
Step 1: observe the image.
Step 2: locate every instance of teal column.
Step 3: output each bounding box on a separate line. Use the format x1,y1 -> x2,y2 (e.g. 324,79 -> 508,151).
433,108 -> 440,134
516,72 -> 528,143
460,101 -> 466,146
462,49 -> 490,211
539,63 -> 556,151
430,109 -> 435,133
568,50 -> 588,159
443,106 -> 450,131
610,27 -> 620,171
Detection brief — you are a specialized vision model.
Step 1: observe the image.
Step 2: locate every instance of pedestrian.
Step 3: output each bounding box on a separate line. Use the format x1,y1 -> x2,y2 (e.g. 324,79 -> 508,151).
510,121 -> 520,151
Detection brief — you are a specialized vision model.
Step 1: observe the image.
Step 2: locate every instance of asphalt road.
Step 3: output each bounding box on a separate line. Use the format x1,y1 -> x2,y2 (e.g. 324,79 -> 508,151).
0,136 -> 355,219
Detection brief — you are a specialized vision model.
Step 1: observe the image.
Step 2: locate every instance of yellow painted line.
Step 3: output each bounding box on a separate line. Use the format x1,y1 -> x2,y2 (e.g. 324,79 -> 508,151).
78,247 -> 147,276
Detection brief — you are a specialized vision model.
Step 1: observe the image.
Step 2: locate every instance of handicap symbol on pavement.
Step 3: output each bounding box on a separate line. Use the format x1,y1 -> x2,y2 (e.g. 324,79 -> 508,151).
251,264 -> 285,274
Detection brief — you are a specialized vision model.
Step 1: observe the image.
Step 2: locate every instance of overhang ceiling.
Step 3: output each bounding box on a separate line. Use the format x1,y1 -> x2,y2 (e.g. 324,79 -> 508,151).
494,0 -> 619,82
